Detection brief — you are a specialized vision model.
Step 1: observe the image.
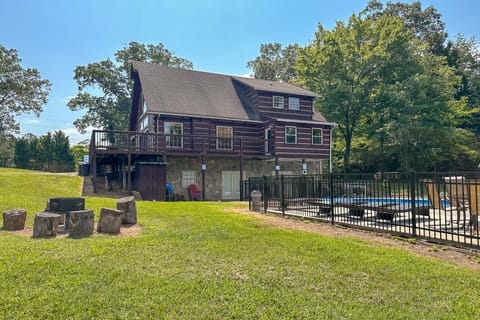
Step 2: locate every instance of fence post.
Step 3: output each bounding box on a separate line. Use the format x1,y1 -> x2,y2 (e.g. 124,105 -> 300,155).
263,175 -> 268,214
409,170 -> 417,237
280,175 -> 285,216
329,172 -> 335,225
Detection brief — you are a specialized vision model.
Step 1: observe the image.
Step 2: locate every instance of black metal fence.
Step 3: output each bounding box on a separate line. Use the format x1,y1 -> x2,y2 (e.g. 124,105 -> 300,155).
242,172 -> 480,249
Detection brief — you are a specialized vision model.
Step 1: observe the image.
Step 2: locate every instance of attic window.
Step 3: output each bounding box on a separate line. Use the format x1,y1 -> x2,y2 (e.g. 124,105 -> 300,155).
273,96 -> 284,109
289,97 -> 299,110
142,100 -> 147,114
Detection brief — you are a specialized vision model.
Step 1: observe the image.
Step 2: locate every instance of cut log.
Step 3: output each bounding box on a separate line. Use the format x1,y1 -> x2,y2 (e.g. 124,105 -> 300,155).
131,191 -> 143,201
32,212 -> 61,238
116,196 -> 137,224
97,208 -> 123,234
3,209 -> 27,230
69,210 -> 94,237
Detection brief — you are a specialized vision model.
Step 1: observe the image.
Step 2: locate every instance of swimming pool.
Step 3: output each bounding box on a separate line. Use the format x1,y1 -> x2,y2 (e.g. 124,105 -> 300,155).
332,197 -> 449,207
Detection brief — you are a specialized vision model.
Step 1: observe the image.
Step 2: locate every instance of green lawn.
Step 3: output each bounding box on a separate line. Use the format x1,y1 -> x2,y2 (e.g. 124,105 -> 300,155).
1,168 -> 479,319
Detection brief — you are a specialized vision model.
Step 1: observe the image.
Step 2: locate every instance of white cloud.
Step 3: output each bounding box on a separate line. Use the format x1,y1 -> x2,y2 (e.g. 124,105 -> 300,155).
239,73 -> 253,78
62,126 -> 95,145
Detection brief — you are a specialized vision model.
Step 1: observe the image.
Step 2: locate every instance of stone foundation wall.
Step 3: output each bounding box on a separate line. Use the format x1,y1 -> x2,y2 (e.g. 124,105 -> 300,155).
166,156 -> 325,201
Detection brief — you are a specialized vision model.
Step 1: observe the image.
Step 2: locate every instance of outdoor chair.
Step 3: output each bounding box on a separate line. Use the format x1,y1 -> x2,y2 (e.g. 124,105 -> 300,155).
188,184 -> 202,201
467,179 -> 479,232
166,183 -> 175,201
443,176 -> 469,225
422,179 -> 444,210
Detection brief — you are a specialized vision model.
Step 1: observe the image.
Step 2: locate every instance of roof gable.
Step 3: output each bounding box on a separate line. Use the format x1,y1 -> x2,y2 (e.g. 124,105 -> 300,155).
131,62 -> 322,122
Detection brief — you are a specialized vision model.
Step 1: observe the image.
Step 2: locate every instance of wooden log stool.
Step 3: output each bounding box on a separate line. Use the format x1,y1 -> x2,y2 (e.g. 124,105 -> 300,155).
116,196 -> 137,224
69,210 -> 94,237
97,208 -> 123,235
33,212 -> 61,238
3,209 -> 27,230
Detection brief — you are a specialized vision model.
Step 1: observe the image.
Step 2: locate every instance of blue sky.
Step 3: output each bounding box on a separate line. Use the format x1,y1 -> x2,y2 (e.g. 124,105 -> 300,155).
1,0 -> 479,144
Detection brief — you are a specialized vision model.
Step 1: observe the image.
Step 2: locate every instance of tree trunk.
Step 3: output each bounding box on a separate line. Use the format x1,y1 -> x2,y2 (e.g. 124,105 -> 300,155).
97,208 -> 123,235
33,212 -> 61,238
344,134 -> 352,172
116,196 -> 137,224
69,210 -> 94,237
3,209 -> 27,230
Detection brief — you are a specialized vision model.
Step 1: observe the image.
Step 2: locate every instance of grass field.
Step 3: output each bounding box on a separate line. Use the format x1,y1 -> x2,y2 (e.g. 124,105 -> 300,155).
1,168 -> 480,319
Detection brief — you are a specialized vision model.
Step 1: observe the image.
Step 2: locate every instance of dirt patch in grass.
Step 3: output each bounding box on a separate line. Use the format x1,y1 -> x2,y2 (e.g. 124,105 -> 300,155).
10,223 -> 143,238
228,207 -> 480,271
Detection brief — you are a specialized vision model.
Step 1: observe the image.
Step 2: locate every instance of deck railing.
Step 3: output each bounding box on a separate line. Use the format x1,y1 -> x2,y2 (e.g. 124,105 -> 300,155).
90,130 -> 266,156
243,172 -> 480,249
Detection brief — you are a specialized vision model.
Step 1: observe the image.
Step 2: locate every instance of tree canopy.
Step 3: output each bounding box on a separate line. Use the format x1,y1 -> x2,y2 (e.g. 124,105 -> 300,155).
248,1 -> 480,172
68,41 -> 193,133
247,43 -> 299,82
0,45 -> 51,134
13,130 -> 74,172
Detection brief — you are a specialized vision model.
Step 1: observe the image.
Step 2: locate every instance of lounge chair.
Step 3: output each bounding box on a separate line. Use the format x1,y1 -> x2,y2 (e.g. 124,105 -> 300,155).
443,176 -> 469,225
374,203 -> 430,221
422,179 -> 443,210
467,179 -> 479,232
188,184 -> 202,201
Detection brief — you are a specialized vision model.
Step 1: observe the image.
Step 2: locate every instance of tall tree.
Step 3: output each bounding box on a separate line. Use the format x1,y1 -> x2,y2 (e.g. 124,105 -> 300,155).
0,45 -> 51,133
247,43 -> 300,82
50,130 -> 74,172
296,13 -> 463,171
68,41 -> 193,133
361,0 -> 447,54
446,35 -> 480,135
14,137 -> 31,169
296,15 -> 415,170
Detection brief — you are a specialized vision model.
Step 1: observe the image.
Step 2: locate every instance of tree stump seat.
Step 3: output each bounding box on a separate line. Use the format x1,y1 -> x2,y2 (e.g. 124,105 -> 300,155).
3,209 -> 27,231
97,208 -> 123,235
69,210 -> 94,237
33,212 -> 61,238
116,196 -> 137,224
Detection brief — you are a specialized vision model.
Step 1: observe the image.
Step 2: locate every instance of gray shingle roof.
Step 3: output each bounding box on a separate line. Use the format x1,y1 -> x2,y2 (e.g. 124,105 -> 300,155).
132,62 -> 261,121
132,62 -> 321,122
232,76 -> 319,98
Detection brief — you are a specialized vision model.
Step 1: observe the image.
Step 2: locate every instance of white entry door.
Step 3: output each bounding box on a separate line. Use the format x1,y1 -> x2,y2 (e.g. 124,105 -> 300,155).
222,171 -> 241,200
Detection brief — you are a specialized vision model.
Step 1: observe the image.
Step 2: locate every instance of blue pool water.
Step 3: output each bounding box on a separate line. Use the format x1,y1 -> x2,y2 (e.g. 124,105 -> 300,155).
332,197 -> 449,207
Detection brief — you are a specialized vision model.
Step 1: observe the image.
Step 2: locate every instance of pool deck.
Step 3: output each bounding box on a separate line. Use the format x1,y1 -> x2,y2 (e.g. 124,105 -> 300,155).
265,204 -> 480,248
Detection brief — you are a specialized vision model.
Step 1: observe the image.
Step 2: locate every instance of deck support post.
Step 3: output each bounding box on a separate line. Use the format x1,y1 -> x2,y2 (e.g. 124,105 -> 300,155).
239,139 -> 244,201
127,152 -> 132,193
201,156 -> 206,201
91,133 -> 96,193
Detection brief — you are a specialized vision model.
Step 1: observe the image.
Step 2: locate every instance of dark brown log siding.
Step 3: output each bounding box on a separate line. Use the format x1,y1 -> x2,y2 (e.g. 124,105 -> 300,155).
158,116 -> 263,155
256,91 -> 315,121
273,122 -> 330,159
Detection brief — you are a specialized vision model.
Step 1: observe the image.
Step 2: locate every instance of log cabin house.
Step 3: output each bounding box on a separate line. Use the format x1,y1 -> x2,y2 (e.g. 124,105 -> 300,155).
88,61 -> 334,200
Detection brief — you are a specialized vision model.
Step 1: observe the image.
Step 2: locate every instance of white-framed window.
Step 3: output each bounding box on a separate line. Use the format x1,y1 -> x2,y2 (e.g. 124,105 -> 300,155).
312,128 -> 323,145
288,97 -> 300,110
182,171 -> 196,188
285,126 -> 297,144
164,122 -> 183,148
217,126 -> 233,150
273,96 -> 284,109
